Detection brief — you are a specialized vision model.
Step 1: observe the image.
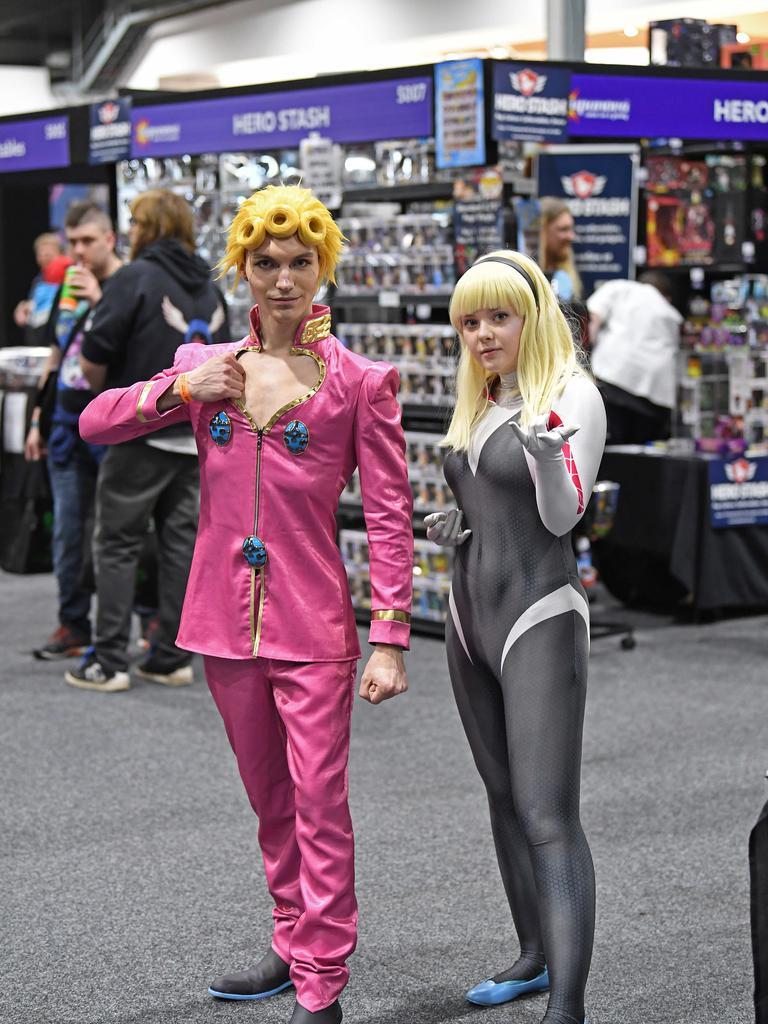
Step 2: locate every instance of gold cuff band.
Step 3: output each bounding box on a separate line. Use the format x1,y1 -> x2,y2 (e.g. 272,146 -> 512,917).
372,610 -> 411,624
136,380 -> 154,423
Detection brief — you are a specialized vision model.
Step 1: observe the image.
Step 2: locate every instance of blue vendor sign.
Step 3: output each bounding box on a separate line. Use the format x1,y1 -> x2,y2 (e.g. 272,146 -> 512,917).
709,455 -> 768,528
89,97 -> 132,165
538,145 -> 638,297
435,58 -> 486,169
132,75 -> 433,158
492,62 -> 571,143
0,115 -> 69,173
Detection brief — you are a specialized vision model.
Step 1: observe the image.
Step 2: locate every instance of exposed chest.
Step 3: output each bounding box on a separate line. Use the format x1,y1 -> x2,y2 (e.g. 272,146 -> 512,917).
239,350 -> 322,428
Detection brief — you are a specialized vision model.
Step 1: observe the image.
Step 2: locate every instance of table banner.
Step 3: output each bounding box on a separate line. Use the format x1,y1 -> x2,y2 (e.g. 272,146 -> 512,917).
709,455 -> 768,528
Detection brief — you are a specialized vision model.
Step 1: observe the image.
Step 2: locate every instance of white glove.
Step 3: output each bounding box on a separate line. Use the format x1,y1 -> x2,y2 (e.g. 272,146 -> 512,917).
424,508 -> 471,547
509,415 -> 580,463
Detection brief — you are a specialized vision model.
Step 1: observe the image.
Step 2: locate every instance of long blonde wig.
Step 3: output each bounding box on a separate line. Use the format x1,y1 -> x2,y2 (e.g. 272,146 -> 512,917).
443,249 -> 586,452
217,184 -> 345,286
540,196 -> 582,300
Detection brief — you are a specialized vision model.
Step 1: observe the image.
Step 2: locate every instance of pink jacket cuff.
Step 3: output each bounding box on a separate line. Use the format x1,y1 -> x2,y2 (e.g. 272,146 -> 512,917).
135,376 -> 178,423
368,614 -> 411,650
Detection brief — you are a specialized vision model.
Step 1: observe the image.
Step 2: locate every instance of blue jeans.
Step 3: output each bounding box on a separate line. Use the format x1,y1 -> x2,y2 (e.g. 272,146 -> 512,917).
47,443 -> 100,637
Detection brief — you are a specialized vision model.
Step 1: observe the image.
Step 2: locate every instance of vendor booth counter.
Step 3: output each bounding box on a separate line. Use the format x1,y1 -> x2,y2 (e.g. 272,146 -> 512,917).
595,446 -> 768,615
0,348 -> 52,573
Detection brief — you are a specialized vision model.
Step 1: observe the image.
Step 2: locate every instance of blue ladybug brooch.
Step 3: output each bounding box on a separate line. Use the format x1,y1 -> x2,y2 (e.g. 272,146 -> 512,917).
242,535 -> 267,567
210,410 -> 233,446
284,419 -> 309,455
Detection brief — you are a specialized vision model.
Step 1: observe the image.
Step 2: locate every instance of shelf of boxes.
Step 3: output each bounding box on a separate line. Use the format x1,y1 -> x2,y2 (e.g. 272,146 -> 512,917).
340,430 -> 451,514
334,210 -> 455,297
338,322 -> 456,365
337,322 -> 457,409
339,529 -> 453,629
676,274 -> 768,451
340,466 -> 453,517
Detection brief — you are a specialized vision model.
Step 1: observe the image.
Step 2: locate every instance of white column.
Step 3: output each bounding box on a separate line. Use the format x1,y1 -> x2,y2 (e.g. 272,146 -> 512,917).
546,0 -> 586,61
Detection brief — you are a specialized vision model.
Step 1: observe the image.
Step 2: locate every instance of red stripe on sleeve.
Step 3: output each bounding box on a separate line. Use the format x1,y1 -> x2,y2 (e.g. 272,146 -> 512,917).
547,411 -> 584,514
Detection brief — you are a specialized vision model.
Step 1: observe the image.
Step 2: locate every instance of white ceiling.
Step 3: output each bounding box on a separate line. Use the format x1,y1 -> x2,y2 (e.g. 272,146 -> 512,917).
125,0 -> 768,90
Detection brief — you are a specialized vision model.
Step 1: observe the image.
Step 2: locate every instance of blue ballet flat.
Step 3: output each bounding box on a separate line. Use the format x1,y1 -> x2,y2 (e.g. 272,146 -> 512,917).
465,968 -> 549,1006
208,979 -> 293,1000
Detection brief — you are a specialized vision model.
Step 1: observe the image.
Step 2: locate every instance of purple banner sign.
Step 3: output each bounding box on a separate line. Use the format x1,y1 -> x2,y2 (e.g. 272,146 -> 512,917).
569,73 -> 768,142
0,116 -> 69,173
131,77 -> 433,157
492,61 -> 768,143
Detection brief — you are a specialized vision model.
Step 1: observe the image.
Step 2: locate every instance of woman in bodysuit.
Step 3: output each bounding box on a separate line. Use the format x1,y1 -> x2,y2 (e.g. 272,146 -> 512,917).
425,251 -> 605,1024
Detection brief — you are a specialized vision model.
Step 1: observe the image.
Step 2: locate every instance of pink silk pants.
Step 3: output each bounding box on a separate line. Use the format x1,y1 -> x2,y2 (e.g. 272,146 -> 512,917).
204,655 -> 358,1012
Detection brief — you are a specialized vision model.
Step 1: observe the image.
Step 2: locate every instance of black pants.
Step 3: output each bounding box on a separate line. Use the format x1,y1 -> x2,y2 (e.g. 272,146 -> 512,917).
92,441 -> 199,673
598,381 -> 671,446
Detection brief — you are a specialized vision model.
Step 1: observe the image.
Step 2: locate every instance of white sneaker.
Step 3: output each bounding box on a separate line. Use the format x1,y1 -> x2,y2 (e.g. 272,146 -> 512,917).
65,655 -> 131,693
134,662 -> 193,687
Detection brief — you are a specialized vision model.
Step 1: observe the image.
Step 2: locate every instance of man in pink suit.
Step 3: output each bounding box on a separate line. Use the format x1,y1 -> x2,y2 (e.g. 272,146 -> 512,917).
79,186 -> 413,1024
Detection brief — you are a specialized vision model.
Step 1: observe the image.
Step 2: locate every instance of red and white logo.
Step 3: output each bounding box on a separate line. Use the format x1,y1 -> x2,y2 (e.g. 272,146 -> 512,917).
561,171 -> 607,199
510,69 -> 547,97
725,458 -> 757,484
99,102 -> 120,124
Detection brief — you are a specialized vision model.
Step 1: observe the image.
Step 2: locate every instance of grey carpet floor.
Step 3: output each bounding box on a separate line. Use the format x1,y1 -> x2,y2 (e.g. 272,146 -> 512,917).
1,570 -> 765,1024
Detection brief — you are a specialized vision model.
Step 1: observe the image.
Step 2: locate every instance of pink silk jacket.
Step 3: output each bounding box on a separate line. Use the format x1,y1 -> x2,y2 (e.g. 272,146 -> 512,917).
79,305 -> 414,662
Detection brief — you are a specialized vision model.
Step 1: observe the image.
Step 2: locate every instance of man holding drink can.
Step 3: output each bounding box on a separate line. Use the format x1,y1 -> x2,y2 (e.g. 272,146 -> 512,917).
25,201 -> 123,660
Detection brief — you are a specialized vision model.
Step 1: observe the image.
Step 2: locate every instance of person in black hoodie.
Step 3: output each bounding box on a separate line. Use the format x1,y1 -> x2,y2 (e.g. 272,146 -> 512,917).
67,189 -> 229,692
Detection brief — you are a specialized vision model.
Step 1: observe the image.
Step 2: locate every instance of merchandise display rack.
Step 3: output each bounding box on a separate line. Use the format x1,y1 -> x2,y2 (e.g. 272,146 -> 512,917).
636,141 -> 768,454
333,168 -> 462,632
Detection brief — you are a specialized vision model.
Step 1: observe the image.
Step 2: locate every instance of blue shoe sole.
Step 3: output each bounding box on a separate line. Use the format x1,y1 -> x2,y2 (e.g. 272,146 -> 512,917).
466,968 -> 550,1006
208,979 -> 293,1000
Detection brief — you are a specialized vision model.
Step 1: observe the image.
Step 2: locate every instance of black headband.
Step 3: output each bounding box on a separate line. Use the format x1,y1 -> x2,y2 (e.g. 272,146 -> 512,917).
472,256 -> 540,311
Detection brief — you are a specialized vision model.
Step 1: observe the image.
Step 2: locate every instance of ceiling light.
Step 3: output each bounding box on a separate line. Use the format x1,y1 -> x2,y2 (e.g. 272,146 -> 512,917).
623,25 -> 639,38
737,32 -> 751,43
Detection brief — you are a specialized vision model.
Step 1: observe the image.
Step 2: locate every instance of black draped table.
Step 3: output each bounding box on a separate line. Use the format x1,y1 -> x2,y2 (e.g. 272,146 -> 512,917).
594,446 -> 768,614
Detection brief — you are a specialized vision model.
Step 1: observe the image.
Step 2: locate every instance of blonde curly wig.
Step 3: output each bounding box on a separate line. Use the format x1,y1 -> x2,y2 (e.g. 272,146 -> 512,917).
217,185 -> 345,286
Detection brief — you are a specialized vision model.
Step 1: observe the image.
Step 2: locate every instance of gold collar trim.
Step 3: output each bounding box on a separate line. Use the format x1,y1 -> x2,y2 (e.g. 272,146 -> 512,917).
246,305 -> 332,351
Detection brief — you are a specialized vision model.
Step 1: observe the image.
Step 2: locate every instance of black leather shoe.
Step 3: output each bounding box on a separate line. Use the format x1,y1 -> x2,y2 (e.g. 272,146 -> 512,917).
208,948 -> 293,1000
289,999 -> 343,1023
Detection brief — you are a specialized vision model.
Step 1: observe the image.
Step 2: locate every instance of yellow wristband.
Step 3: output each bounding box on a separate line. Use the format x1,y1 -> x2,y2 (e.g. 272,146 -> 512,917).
178,373 -> 192,404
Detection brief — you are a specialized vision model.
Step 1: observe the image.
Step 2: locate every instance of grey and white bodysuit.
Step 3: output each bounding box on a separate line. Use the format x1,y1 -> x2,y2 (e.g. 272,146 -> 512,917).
443,374 -> 606,1024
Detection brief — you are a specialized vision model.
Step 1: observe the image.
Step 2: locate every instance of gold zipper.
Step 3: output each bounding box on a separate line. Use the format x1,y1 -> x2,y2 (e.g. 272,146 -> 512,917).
250,567 -> 266,656
250,427 -> 264,656
235,348 -> 326,657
